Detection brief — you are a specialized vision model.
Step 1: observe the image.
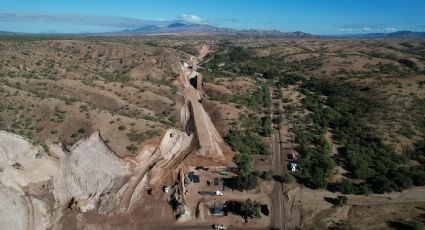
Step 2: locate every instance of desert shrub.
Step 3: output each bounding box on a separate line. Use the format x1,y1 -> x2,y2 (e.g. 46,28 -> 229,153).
388,220 -> 425,230
296,78 -> 421,193
335,179 -> 371,195
207,85 -> 271,111
274,172 -> 294,183
240,199 -> 261,219
225,153 -> 259,191
404,220 -> 425,230
126,144 -> 138,153
262,70 -> 278,79
228,46 -> 254,62
226,130 -> 270,155
52,106 -> 66,123
277,73 -> 304,87
102,73 -> 130,84
127,130 -> 158,143
260,170 -> 274,181
284,104 -> 297,115
225,199 -> 261,220
333,195 -> 348,207
409,167 -> 425,186
296,131 -> 335,188
371,176 -> 395,193
177,43 -> 198,56
409,139 -> 425,164
260,116 -> 273,137
234,154 -> 252,176
398,58 -> 418,70
225,173 -> 259,191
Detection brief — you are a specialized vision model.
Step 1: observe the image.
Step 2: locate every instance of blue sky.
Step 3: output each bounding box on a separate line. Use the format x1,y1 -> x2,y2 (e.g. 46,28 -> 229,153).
0,0 -> 424,34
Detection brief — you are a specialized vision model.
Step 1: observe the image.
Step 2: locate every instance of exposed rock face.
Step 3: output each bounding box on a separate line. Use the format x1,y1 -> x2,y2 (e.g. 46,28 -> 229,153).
0,187 -> 29,230
144,129 -> 194,187
0,131 -> 132,229
52,132 -> 130,213
179,66 -> 225,161
0,55 -> 229,228
0,131 -> 57,195
158,129 -> 194,164
0,131 -> 57,230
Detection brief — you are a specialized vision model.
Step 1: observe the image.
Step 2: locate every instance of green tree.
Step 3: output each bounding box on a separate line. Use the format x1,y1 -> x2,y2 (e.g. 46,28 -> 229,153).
334,195 -> 348,207
405,220 -> 425,230
232,174 -> 259,191
235,154 -> 252,176
372,176 -> 394,193
240,199 -> 261,219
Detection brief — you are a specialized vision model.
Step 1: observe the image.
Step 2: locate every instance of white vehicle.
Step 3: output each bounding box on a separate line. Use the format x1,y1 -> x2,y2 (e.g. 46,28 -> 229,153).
215,190 -> 223,196
163,186 -> 169,193
213,224 -> 225,230
290,162 -> 297,172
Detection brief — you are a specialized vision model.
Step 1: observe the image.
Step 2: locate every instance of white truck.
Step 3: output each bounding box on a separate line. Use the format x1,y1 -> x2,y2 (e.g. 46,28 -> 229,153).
163,186 -> 169,193
215,190 -> 223,196
213,224 -> 226,230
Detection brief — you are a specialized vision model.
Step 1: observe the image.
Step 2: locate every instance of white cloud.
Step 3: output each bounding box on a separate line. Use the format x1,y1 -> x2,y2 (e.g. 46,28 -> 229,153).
336,24 -> 401,34
179,14 -> 203,24
339,28 -> 353,33
0,11 -> 170,29
385,27 -> 398,32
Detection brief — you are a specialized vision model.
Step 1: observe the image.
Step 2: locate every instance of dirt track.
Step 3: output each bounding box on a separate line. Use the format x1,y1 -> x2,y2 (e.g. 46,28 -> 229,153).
270,87 -> 290,230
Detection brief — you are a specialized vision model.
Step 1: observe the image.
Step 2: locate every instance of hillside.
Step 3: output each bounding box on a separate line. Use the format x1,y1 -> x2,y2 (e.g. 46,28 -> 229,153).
0,36 -> 424,229
0,37 -> 192,155
199,37 -> 425,229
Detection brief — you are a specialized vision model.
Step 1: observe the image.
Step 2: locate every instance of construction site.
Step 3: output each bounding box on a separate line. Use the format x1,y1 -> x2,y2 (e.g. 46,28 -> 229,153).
0,48 -> 272,230
1,36 -> 425,230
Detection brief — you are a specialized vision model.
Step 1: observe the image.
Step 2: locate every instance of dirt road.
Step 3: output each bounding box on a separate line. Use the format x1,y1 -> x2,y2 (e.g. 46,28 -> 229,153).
270,87 -> 289,230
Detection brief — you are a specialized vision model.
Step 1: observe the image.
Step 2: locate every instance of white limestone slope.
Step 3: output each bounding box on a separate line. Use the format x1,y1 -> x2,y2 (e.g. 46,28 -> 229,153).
0,131 -> 57,194
52,131 -> 130,213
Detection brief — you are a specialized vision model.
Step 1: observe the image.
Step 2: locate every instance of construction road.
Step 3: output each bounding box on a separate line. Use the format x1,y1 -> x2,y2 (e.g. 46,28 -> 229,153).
182,68 -> 223,159
270,87 -> 289,230
184,86 -> 214,152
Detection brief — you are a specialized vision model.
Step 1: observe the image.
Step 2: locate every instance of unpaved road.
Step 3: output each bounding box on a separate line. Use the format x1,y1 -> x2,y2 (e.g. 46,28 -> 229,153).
270,87 -> 289,230
120,153 -> 161,210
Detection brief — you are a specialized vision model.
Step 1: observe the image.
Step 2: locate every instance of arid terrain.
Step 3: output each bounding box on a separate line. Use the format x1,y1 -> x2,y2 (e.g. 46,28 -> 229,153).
0,36 -> 425,230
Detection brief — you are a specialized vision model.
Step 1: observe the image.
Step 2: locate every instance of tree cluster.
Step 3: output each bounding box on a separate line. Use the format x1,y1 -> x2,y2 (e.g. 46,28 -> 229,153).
300,78 -> 425,193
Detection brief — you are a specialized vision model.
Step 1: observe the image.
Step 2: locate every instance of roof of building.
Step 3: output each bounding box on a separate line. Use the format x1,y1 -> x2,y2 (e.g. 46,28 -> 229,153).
192,175 -> 200,183
213,207 -> 223,215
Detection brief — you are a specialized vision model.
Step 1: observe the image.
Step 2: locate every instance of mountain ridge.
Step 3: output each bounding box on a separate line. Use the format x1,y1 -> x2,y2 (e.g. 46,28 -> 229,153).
1,24 -> 425,38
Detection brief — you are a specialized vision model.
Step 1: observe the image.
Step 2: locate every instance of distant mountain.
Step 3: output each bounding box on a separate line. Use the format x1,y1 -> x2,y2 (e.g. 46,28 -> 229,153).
167,22 -> 187,28
323,30 -> 425,39
386,30 -> 425,38
120,22 -> 314,37
282,31 -> 314,38
123,25 -> 161,33
0,31 -> 22,35
1,25 -> 423,39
